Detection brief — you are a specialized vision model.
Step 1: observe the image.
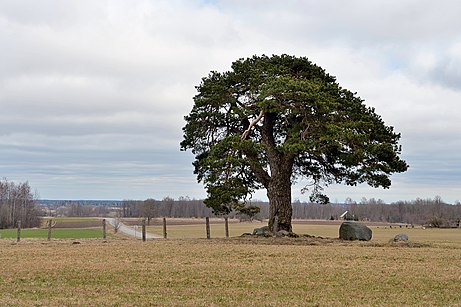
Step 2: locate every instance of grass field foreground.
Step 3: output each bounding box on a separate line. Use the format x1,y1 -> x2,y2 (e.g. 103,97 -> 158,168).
0,236 -> 460,306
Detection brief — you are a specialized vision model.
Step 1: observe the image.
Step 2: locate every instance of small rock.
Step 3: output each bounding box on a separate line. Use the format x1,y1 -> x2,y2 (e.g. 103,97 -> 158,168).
393,233 -> 409,242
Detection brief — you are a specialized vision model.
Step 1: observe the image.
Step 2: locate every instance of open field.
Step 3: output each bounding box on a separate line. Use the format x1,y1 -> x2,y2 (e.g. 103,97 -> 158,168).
41,217 -> 102,228
0,217 -> 106,239
42,217 -> 100,223
0,228 -> 104,239
0,236 -> 460,306
145,219 -> 461,245
0,221 -> 460,306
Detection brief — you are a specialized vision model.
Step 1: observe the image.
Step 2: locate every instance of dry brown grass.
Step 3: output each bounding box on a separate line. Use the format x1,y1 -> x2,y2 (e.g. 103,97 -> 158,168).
0,232 -> 460,306
145,219 -> 461,245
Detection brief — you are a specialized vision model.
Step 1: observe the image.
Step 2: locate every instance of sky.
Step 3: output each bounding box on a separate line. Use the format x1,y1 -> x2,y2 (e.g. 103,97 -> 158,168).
1,0 -> 461,203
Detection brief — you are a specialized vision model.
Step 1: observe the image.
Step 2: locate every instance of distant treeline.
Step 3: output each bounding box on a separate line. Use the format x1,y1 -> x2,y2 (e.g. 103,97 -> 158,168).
42,196 -> 461,227
311,197 -> 461,227
0,179 -> 40,229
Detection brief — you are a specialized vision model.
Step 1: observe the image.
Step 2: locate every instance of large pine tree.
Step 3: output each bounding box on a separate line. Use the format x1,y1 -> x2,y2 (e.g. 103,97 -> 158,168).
181,55 -> 408,232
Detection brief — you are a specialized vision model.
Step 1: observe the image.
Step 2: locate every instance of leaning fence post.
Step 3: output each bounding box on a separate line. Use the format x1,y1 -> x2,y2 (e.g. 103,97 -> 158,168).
142,219 -> 146,242
48,219 -> 53,241
102,219 -> 106,240
17,220 -> 21,242
224,217 -> 229,238
206,217 -> 211,239
163,217 -> 167,239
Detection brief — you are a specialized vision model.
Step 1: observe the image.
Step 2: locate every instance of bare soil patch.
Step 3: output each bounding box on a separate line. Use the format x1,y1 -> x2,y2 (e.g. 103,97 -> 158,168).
292,219 -> 409,227
124,218 -> 409,228
122,217 -> 240,226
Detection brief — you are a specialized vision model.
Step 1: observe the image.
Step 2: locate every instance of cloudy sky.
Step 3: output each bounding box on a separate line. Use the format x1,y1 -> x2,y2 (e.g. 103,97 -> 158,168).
1,0 -> 460,203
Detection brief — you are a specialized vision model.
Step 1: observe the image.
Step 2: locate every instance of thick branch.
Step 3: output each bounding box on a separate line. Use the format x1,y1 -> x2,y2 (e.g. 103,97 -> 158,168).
241,111 -> 264,139
261,112 -> 278,161
242,150 -> 271,188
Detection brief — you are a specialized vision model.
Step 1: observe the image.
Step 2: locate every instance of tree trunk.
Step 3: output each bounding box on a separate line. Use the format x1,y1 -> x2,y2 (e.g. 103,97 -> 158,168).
261,112 -> 294,232
267,175 -> 292,232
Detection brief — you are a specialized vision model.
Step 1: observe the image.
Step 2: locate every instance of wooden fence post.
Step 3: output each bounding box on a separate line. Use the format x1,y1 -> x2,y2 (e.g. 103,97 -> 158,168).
17,220 -> 21,243
206,217 -> 210,239
48,219 -> 53,241
224,217 -> 229,238
102,219 -> 106,240
142,219 -> 146,242
163,217 -> 167,239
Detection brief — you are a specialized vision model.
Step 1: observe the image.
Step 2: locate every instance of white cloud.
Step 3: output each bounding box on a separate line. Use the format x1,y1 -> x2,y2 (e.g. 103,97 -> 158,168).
1,0 -> 461,202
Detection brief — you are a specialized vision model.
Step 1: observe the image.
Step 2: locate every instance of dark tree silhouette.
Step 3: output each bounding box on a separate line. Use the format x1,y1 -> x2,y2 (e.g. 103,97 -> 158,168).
183,54 -> 408,231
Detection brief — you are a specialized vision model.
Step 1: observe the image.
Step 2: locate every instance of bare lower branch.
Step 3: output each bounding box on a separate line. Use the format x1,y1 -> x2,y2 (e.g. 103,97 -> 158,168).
241,111 -> 264,139
300,124 -> 310,140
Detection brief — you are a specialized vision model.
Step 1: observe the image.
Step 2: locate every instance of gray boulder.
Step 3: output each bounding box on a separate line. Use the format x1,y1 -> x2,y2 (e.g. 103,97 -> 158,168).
253,226 -> 271,237
393,233 -> 409,242
339,221 -> 372,241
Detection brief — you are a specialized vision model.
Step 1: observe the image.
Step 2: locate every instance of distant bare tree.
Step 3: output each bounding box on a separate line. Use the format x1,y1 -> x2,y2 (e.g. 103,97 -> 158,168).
0,178 -> 40,229
141,199 -> 157,225
112,218 -> 122,233
121,200 -> 141,217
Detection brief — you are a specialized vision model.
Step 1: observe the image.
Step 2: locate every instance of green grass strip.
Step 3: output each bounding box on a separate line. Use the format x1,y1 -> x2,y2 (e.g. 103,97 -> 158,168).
0,228 -> 103,239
